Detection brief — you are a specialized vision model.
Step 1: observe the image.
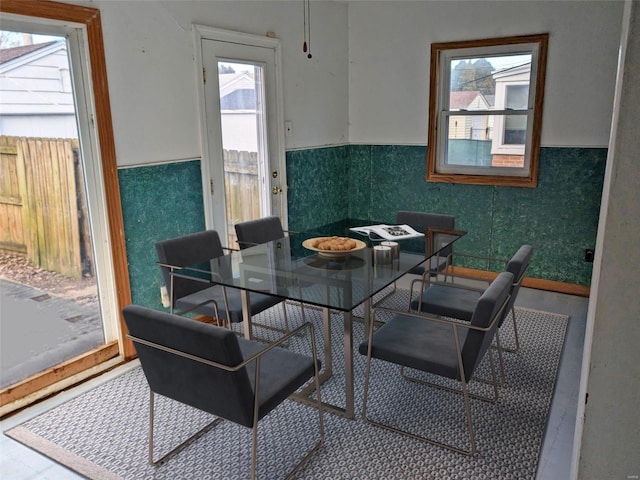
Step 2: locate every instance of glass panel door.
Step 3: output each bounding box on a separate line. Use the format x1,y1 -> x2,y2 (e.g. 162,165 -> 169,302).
0,30 -> 107,389
200,34 -> 286,249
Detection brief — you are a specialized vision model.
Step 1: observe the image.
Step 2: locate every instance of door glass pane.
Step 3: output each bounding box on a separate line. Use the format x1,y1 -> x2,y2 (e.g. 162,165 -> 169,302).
217,61 -> 268,248
0,31 -> 105,389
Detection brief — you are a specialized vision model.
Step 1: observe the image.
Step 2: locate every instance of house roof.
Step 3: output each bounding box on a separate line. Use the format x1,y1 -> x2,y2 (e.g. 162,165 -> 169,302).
0,41 -> 57,64
449,90 -> 494,110
450,91 -> 480,109
219,71 -> 255,97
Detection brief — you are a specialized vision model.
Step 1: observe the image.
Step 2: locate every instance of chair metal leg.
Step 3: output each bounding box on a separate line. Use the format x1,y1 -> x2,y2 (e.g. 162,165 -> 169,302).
148,390 -> 222,465
500,306 -> 521,353
492,330 -> 507,385
363,360 -> 478,455
399,334 -> 501,402
247,302 -> 295,344
362,324 -> 479,455
250,328 -> 325,479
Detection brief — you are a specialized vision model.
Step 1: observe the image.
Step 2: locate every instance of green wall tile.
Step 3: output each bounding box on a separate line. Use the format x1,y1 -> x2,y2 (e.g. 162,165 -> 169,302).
119,160 -> 204,308
342,144 -> 605,285
118,146 -> 605,308
286,146 -> 350,231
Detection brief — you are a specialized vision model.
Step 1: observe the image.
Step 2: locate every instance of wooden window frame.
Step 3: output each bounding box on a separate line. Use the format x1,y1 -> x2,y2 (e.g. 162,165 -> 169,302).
427,34 -> 549,188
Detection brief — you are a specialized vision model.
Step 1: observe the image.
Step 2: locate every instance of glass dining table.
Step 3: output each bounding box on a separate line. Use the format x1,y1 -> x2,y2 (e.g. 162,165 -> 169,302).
170,221 -> 465,418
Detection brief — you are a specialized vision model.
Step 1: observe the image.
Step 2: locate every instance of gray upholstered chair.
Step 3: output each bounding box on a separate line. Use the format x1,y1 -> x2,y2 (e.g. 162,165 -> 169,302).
123,305 -> 324,478
155,230 -> 286,331
396,210 -> 456,277
410,244 -> 533,354
234,215 -> 288,250
235,216 -> 306,329
359,271 -> 513,456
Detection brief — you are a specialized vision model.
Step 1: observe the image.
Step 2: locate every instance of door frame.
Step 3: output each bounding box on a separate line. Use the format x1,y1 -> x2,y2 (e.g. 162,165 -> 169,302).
192,25 -> 289,237
0,0 -> 132,414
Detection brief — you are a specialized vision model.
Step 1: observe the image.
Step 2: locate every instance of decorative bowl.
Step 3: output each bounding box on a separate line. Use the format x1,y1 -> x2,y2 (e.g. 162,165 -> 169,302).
302,237 -> 367,259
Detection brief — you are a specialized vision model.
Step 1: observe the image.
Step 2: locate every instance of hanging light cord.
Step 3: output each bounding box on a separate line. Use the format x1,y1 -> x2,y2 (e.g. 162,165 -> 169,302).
303,0 -> 312,58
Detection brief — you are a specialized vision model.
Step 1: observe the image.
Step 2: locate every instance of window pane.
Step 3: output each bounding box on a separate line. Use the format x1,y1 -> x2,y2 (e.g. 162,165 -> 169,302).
428,34 -> 548,186
504,115 -> 527,144
446,137 -> 493,167
447,114 -> 493,141
445,116 -> 492,167
506,84 -> 529,110
445,114 -> 526,170
448,54 -> 531,104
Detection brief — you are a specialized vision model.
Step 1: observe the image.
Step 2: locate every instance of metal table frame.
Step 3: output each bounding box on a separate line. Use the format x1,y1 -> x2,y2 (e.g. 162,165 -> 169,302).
169,226 -> 465,419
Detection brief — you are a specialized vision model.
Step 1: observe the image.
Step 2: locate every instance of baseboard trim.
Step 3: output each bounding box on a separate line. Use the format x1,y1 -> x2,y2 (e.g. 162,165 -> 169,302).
450,266 -> 590,297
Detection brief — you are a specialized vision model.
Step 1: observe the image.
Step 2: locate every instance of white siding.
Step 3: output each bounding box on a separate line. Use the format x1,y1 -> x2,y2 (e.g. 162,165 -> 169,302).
0,43 -> 77,138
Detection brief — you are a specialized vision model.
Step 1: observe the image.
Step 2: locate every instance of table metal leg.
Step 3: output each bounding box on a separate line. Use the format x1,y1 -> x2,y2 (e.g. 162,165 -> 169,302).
343,310 -> 354,419
362,298 -> 371,338
322,307 -> 333,377
240,290 -> 252,339
292,306 -> 356,419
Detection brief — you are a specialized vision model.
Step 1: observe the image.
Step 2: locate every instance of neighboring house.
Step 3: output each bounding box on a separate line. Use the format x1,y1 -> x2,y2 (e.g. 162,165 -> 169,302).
448,90 -> 493,140
218,71 -> 258,152
0,39 -> 78,139
491,62 -> 531,166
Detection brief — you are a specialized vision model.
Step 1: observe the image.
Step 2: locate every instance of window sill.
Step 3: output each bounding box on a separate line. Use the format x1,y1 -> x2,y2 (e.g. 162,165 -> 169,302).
427,170 -> 538,188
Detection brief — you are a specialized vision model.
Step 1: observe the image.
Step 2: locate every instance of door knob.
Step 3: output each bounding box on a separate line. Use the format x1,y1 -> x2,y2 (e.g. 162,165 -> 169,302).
272,186 -> 282,195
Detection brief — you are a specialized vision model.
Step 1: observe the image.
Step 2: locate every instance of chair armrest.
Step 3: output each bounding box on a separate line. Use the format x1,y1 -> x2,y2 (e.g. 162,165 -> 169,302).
408,276 -> 487,308
410,277 -> 487,294
450,252 -> 509,270
373,292 -> 509,334
127,321 -> 317,372
238,322 -> 317,368
173,299 -> 221,317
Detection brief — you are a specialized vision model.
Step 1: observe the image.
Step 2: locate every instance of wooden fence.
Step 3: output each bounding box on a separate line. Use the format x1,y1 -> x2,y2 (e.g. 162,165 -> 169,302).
0,136 -> 92,279
223,149 -> 260,245
0,139 -> 261,277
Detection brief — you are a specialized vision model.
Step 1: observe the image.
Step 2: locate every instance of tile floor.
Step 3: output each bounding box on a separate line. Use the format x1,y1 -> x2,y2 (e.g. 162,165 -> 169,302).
0,284 -> 588,480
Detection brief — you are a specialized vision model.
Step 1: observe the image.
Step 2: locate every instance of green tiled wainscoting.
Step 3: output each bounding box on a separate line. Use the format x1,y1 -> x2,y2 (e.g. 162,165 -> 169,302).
119,160 -> 204,309
287,145 -> 606,286
118,146 -> 604,308
286,145 -> 351,231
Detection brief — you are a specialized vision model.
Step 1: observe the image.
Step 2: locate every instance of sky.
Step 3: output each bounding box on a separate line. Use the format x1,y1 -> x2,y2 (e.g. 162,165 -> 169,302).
452,54 -> 531,73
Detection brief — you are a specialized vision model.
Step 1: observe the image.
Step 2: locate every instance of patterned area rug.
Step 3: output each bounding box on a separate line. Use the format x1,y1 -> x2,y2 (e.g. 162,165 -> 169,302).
5,288 -> 569,479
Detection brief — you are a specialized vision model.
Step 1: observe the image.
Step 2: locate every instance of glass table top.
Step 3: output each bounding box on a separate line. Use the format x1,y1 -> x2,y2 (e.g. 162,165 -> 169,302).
173,222 -> 465,312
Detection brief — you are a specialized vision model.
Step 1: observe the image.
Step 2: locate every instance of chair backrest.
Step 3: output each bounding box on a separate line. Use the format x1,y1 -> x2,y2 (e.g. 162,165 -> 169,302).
235,216 -> 285,249
155,230 -> 225,307
460,271 -> 513,379
396,211 -> 456,256
123,304 -> 256,427
502,244 -> 533,325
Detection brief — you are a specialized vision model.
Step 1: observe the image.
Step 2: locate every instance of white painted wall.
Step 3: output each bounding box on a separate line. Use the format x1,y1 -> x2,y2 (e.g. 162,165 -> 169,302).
81,0 -> 349,166
574,1 -> 640,478
74,1 -> 622,165
348,1 -> 624,147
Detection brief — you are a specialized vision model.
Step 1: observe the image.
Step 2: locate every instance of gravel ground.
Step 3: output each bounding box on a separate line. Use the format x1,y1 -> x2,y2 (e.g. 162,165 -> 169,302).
0,249 -> 98,309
